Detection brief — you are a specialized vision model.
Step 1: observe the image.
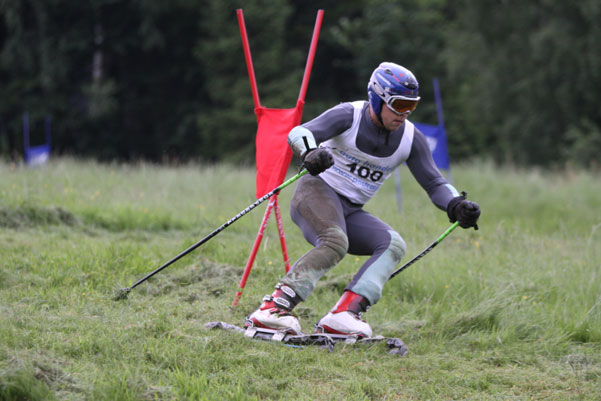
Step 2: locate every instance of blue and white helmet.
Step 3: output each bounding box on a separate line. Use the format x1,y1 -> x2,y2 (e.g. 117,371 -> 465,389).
368,62 -> 420,116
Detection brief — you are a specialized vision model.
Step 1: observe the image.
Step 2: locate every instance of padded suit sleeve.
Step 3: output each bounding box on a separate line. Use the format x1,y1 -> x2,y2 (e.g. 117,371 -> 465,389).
301,103 -> 354,143
288,103 -> 355,159
406,128 -> 460,211
288,126 -> 317,159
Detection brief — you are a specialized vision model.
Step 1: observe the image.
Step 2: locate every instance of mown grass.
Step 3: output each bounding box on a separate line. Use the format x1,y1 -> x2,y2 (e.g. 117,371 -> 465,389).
1,158 -> 600,400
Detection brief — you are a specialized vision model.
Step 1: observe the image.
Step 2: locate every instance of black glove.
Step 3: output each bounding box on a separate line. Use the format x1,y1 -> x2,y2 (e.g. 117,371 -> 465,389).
303,148 -> 334,176
447,193 -> 481,229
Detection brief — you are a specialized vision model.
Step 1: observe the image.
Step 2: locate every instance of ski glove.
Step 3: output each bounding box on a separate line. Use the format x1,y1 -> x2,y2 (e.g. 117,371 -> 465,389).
303,147 -> 334,176
447,194 -> 481,229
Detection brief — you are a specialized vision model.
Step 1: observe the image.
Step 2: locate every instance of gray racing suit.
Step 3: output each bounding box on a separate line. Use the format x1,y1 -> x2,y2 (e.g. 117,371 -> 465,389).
280,101 -> 459,306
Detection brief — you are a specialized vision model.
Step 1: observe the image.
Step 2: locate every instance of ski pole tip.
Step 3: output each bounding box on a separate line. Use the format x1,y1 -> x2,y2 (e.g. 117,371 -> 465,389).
113,287 -> 131,301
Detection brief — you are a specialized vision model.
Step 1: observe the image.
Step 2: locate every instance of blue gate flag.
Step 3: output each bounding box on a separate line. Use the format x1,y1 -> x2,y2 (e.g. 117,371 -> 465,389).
23,112 -> 51,166
413,122 -> 450,170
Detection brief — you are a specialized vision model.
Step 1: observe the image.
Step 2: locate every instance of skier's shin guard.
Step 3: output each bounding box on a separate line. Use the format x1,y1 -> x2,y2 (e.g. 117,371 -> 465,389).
281,225 -> 348,301
347,230 -> 406,305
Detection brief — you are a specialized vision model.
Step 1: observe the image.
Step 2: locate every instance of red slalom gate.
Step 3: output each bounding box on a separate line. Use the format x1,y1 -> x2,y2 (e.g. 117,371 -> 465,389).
232,9 -> 324,306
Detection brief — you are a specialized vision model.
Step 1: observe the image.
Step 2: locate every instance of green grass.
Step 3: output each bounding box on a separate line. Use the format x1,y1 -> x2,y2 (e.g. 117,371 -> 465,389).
1,158 -> 600,400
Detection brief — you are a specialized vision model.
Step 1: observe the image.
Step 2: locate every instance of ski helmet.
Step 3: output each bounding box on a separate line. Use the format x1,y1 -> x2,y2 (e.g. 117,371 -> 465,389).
367,62 -> 420,116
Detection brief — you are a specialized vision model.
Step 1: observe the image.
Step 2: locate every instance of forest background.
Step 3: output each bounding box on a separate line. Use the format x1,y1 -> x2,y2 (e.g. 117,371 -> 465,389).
2,0 -> 600,168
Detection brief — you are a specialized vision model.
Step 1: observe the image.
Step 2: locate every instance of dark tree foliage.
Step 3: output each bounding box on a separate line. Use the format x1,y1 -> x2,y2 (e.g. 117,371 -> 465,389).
1,0 -> 600,167
442,0 -> 601,167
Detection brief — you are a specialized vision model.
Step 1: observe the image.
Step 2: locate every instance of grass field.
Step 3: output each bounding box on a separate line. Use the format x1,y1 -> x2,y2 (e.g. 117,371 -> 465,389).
1,158 -> 600,400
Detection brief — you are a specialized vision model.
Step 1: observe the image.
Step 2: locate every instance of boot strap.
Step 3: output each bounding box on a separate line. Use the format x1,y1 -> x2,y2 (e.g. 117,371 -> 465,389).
262,283 -> 301,311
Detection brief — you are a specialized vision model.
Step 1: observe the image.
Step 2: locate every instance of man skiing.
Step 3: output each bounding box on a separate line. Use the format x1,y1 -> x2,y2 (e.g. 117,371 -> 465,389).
246,62 -> 480,337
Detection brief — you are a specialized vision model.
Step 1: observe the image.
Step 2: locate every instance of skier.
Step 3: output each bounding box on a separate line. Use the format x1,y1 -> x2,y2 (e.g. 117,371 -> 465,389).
246,62 -> 480,337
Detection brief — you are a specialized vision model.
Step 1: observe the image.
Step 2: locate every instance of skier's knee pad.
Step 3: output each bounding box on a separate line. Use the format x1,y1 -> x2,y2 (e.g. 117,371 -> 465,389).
318,226 -> 349,264
388,230 -> 406,263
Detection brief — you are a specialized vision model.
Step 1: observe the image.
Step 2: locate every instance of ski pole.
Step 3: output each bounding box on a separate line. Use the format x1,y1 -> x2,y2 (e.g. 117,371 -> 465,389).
114,169 -> 308,300
389,221 -> 459,280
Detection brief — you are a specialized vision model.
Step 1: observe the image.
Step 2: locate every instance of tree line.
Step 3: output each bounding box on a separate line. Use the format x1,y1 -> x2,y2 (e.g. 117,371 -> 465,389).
1,0 -> 600,168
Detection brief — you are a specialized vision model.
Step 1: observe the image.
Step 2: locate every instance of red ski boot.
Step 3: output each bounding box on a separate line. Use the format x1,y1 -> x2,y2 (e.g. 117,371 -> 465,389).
246,283 -> 303,335
315,290 -> 372,338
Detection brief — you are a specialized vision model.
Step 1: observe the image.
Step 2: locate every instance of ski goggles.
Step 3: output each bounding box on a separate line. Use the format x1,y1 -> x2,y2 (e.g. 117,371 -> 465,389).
386,96 -> 419,115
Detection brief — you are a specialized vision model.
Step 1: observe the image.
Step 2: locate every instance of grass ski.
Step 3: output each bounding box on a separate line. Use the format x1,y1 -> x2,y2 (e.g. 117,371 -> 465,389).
205,321 -> 408,356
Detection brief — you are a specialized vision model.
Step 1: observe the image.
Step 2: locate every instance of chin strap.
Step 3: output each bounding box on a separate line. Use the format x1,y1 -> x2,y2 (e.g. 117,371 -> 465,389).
376,102 -> 384,126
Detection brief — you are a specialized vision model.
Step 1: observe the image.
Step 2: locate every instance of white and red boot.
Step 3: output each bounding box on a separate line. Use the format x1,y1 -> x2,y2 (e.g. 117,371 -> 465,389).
315,290 -> 372,338
246,283 -> 303,335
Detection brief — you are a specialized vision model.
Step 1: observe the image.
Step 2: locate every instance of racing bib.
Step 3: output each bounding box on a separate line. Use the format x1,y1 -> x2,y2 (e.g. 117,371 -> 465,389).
319,101 -> 414,204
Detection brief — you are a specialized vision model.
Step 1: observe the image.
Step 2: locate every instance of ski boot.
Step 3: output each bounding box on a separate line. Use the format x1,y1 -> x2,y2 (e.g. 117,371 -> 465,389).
315,290 -> 372,338
246,283 -> 303,335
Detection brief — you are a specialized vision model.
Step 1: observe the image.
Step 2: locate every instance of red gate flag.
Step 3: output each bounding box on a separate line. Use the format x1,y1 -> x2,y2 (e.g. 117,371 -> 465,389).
232,9 -> 323,306
254,101 -> 304,198
238,8 -> 322,198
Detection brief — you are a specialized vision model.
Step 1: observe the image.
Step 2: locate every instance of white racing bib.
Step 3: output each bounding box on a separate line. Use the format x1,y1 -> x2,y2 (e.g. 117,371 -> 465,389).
319,101 -> 414,204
